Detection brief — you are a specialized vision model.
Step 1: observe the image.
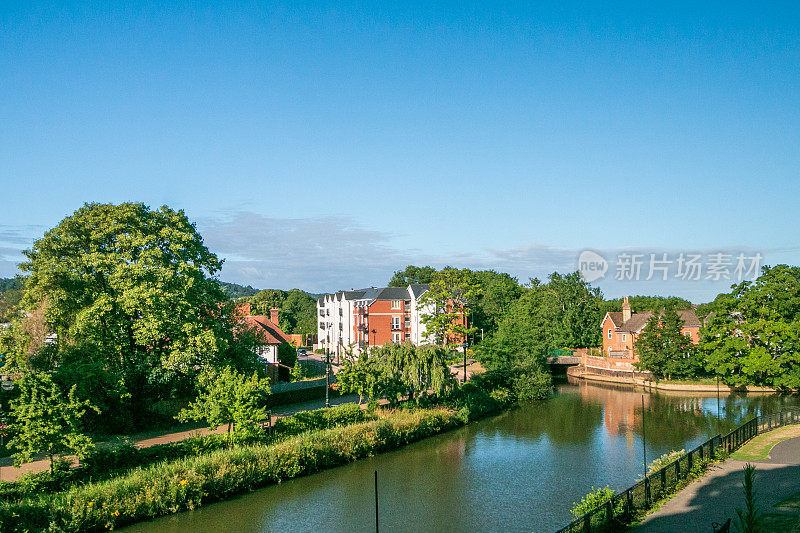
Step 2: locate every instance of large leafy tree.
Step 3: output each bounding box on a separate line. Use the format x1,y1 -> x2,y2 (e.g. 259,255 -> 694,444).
478,272 -> 603,371
701,265 -> 800,387
12,203 -> 262,427
388,265 -> 437,287
9,372 -> 97,472
634,309 -> 701,379
418,267 -> 481,348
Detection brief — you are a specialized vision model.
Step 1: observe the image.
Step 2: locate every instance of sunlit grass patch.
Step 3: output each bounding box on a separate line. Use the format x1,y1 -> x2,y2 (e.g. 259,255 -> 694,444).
730,425 -> 800,461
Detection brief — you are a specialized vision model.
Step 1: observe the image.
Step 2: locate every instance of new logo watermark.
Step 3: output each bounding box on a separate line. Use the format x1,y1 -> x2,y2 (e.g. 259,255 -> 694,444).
577,250 -> 762,283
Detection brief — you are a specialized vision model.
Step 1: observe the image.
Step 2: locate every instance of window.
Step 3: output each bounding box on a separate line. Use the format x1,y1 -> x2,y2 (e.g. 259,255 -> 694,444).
622,334 -> 626,342
405,333 -> 411,340
404,300 -> 411,311
684,331 -> 692,339
392,332 -> 401,343
391,300 -> 401,309
608,329 -> 612,339
405,316 -> 411,327
391,317 -> 401,330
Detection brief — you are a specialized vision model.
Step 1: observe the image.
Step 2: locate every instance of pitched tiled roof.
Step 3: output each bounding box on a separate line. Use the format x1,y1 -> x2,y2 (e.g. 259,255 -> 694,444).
409,283 -> 430,299
617,308 -> 701,333
375,287 -> 411,300
241,315 -> 292,345
606,312 -> 624,326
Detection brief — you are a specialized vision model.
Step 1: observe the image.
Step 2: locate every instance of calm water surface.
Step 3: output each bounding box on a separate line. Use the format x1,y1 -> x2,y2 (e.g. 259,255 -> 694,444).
124,379 -> 800,533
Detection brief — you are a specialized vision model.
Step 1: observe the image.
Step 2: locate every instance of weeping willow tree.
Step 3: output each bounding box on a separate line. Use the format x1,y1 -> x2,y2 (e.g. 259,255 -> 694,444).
338,343 -> 454,404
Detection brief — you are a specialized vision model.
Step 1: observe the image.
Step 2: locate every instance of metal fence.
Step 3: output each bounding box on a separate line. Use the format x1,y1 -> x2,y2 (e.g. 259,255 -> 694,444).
555,408 -> 800,533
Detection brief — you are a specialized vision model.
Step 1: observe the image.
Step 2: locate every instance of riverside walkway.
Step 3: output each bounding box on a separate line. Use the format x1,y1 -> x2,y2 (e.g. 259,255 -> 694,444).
0,393 -> 361,483
634,434 -> 800,532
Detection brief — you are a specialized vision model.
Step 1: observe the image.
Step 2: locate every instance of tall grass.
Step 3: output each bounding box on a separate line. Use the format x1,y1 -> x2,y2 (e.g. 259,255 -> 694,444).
0,408 -> 460,532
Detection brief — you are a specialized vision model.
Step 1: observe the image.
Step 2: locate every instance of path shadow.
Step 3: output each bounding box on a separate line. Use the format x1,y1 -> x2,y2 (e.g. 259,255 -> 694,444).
636,462 -> 800,532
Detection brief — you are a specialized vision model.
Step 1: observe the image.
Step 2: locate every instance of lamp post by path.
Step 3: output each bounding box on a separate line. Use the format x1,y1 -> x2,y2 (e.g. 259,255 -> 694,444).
325,349 -> 331,408
462,341 -> 469,384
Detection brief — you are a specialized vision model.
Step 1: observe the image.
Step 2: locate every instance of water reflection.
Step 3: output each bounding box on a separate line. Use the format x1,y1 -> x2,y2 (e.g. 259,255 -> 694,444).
123,380 -> 800,533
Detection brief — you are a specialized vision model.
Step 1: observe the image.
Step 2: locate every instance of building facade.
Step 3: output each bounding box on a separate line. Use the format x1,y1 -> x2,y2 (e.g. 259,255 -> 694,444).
601,297 -> 701,359
317,284 -> 433,357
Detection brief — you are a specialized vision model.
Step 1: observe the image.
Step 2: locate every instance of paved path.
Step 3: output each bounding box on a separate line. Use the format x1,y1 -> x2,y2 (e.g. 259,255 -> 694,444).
0,393 -> 362,483
634,435 -> 800,532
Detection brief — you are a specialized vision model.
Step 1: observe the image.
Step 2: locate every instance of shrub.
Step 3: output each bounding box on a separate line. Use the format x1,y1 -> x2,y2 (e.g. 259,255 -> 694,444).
0,408 -> 463,532
570,485 -> 616,518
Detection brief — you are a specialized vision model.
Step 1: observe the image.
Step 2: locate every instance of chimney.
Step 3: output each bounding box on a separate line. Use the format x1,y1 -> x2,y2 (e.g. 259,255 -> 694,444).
270,307 -> 280,324
622,296 -> 632,323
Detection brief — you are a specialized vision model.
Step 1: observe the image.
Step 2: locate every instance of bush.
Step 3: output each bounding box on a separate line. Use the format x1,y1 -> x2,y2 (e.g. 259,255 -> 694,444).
511,363 -> 553,401
272,404 -> 371,436
570,485 -> 616,518
0,408 -> 462,532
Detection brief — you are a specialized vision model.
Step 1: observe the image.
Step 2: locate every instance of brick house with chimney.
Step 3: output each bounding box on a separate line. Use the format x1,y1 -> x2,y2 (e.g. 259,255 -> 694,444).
236,303 -> 294,381
600,297 -> 701,361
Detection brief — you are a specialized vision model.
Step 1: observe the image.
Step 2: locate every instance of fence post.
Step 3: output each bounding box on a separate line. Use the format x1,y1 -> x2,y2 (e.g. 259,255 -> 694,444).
606,500 -> 613,524
626,489 -> 633,520
660,469 -> 666,495
583,513 -> 591,533
675,458 -> 680,481
645,477 -> 651,506
687,449 -> 693,473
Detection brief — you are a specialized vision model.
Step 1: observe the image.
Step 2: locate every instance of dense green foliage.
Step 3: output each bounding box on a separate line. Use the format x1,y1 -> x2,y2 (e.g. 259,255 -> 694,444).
337,343 -> 455,405
218,281 -> 259,299
602,295 -> 692,314
635,309 -> 702,379
388,265 -> 437,287
0,277 -> 24,322
242,288 -> 317,334
570,486 -> 615,518
418,267 -> 481,347
0,408 -> 462,532
700,265 -> 800,388
178,367 -> 271,444
477,272 -> 603,371
1,203 -> 265,432
8,372 -> 97,472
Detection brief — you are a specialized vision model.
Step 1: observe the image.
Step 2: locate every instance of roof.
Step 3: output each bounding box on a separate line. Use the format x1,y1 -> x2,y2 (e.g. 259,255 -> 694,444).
375,287 -> 412,300
617,308 -> 701,333
241,315 -> 292,345
605,312 -> 624,327
409,283 -> 430,299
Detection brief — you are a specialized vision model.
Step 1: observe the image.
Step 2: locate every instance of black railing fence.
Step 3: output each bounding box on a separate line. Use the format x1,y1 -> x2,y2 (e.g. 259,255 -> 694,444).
555,408 -> 800,533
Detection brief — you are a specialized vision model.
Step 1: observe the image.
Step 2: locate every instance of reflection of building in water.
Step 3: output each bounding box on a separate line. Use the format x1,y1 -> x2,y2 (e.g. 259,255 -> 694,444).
579,382 -> 648,448
578,382 -> 707,449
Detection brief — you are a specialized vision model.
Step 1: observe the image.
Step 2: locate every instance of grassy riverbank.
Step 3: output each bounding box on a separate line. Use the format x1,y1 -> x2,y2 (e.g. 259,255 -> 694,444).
0,370 -> 526,531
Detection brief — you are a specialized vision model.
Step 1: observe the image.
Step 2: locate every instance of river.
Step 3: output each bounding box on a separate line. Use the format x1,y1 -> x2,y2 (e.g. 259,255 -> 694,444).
123,379 -> 800,533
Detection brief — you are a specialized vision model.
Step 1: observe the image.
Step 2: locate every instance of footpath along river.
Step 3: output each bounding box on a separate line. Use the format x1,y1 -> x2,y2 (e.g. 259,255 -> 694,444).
123,378 -> 800,533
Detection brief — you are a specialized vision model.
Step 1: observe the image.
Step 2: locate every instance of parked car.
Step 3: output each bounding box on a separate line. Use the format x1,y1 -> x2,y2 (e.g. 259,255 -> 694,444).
296,348 -> 307,356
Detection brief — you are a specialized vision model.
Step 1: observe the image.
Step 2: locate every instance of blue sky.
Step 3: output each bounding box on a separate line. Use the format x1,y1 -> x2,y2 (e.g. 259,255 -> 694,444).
1,1 -> 799,301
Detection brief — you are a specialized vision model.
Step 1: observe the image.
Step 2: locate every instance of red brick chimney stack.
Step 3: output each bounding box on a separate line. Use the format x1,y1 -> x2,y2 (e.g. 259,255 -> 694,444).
270,307 -> 280,324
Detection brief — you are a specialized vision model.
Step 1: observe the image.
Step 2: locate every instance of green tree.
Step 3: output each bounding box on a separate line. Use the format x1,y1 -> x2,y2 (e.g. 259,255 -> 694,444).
281,289 -> 317,334
12,203 -> 263,422
634,309 -> 699,379
291,359 -> 304,382
418,267 -> 481,348
388,265 -> 437,287
178,366 -> 271,444
477,272 -> 602,371
9,372 -> 98,473
701,265 -> 800,387
470,270 -> 523,341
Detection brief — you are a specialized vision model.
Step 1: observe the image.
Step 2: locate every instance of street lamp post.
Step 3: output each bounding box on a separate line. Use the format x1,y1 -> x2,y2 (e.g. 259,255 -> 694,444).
462,340 -> 469,384
325,349 -> 331,408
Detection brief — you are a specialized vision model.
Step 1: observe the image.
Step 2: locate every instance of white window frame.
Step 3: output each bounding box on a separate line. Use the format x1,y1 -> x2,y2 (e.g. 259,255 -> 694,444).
608,329 -> 612,339
392,332 -> 401,343
391,300 -> 401,310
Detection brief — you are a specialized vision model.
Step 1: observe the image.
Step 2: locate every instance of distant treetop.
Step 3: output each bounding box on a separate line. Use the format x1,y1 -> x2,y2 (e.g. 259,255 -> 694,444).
218,281 -> 259,299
